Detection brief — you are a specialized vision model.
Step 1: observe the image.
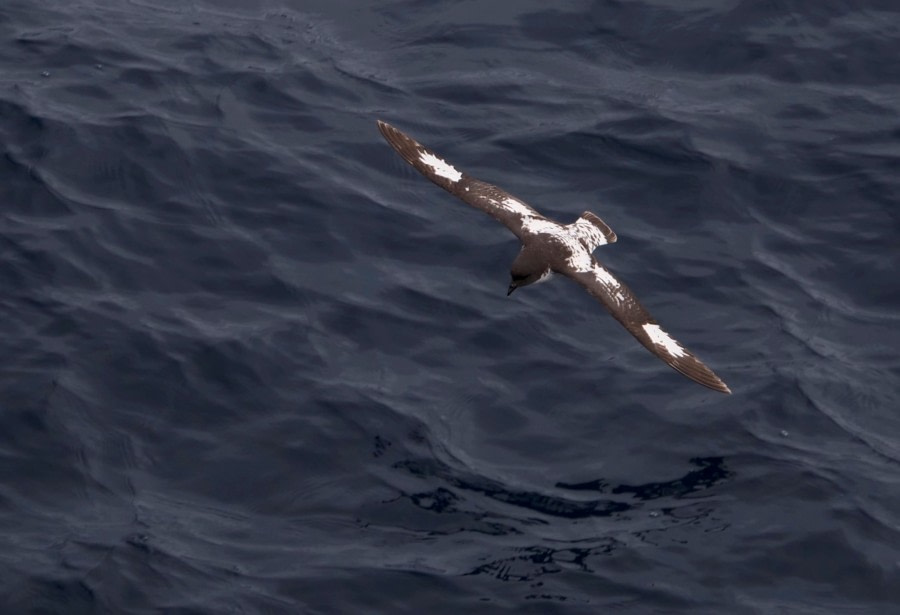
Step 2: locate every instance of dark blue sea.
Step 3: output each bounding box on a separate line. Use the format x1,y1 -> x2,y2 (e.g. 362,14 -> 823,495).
2,1 -> 898,613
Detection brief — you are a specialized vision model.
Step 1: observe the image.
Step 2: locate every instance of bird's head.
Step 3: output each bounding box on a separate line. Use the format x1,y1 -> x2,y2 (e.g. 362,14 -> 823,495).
507,248 -> 549,296
507,273 -> 526,296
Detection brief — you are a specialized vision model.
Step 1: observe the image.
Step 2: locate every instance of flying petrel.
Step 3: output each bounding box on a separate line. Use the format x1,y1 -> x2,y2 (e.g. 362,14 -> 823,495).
377,120 -> 731,394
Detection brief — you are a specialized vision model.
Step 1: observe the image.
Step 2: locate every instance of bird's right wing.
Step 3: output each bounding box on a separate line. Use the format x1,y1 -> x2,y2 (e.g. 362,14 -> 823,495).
563,259 -> 731,394
378,120 -> 548,240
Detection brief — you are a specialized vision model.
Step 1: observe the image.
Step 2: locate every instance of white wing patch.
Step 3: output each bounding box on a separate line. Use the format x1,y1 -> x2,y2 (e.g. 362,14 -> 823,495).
642,323 -> 686,358
521,216 -> 561,235
501,197 -> 567,238
500,197 -> 532,216
592,265 -> 621,288
587,266 -> 626,304
565,247 -> 593,272
419,150 -> 462,182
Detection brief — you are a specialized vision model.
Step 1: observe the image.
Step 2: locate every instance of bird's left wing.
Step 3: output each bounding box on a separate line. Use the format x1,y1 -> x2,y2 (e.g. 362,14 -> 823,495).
562,259 -> 731,393
377,120 -> 547,240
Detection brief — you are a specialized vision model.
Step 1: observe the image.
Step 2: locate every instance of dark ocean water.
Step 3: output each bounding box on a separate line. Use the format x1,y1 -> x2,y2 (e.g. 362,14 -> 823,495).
1,1 -> 899,613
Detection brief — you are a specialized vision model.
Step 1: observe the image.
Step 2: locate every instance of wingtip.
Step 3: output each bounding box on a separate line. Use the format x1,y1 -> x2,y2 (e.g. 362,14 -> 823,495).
701,373 -> 732,394
376,119 -> 393,135
707,372 -> 731,394
688,372 -> 732,395
666,353 -> 732,395
689,375 -> 731,395
693,370 -> 732,395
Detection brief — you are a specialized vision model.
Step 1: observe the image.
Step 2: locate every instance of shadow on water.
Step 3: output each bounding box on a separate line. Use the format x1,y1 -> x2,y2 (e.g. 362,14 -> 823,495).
392,455 -> 731,521
557,457 -> 731,502
362,411 -> 733,587
374,441 -> 732,588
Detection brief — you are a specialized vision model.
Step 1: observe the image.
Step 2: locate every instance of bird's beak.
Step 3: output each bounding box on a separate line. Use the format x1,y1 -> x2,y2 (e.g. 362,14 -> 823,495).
507,283 -> 516,296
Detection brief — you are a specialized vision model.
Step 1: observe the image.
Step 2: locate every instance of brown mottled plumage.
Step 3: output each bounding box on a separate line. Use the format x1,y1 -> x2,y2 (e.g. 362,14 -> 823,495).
377,120 -> 730,394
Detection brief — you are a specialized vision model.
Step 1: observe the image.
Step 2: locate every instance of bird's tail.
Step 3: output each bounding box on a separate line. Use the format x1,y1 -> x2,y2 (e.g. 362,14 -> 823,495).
571,211 -> 617,250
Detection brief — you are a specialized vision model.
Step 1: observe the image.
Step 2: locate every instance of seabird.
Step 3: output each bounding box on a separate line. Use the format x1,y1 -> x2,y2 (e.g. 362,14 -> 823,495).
377,120 -> 731,394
